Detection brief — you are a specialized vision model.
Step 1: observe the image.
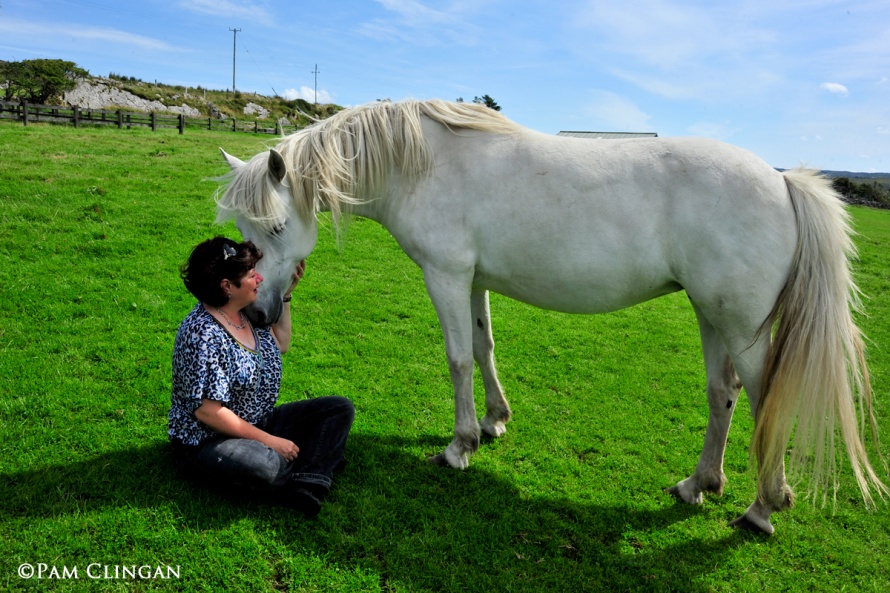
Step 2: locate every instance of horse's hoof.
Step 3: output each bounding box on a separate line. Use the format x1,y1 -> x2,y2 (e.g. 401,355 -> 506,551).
480,419 -> 507,438
664,482 -> 702,505
665,485 -> 683,500
428,453 -> 452,467
729,513 -> 774,535
428,447 -> 469,469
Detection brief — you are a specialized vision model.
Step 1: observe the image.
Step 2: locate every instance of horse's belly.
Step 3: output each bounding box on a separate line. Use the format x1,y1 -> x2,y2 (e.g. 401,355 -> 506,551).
473,265 -> 683,314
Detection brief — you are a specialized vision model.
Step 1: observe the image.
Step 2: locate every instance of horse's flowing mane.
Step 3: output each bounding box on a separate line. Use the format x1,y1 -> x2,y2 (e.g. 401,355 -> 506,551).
216,99 -> 520,231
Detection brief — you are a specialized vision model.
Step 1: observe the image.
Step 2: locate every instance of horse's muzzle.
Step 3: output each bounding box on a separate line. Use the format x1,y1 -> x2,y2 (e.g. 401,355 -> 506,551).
244,302 -> 280,328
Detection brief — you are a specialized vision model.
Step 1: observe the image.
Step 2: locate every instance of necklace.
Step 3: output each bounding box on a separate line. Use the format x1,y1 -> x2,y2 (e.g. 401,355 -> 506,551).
215,307 -> 248,330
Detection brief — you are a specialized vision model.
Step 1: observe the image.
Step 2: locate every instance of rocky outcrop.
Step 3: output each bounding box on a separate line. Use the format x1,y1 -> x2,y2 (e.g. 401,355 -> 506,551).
64,80 -> 201,117
244,102 -> 270,118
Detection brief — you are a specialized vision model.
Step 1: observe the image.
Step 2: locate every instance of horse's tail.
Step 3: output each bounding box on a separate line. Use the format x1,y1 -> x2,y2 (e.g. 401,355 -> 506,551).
752,168 -> 886,509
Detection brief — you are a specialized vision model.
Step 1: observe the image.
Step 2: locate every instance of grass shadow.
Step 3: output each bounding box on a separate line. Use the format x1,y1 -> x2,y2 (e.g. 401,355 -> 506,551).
0,433 -> 761,592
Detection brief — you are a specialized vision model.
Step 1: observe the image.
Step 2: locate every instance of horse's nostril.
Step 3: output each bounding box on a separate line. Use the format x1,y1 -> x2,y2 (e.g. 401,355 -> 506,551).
254,311 -> 267,327
244,305 -> 266,328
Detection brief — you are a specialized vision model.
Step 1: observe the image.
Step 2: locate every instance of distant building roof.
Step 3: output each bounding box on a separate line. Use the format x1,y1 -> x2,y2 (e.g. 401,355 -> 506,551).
557,131 -> 658,139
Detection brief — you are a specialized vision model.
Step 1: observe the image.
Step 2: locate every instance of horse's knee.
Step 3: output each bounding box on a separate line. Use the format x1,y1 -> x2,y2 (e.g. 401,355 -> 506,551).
447,351 -> 473,370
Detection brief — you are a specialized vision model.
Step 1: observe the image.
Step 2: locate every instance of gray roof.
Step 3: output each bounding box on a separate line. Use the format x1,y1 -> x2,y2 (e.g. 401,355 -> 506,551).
557,131 -> 658,139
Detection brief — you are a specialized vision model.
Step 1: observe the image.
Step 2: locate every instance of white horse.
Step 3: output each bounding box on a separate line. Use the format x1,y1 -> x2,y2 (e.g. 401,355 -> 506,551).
216,99 -> 885,533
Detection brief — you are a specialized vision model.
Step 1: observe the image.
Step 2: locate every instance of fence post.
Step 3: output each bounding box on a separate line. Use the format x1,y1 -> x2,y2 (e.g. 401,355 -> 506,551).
232,118 -> 236,132
117,110 -> 123,130
151,111 -> 157,132
21,100 -> 28,126
73,105 -> 79,128
179,113 -> 184,135
208,117 -> 212,131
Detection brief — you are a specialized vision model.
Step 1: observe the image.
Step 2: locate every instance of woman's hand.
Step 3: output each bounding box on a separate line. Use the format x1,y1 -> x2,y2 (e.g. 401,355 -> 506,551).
195,399 -> 299,461
267,435 -> 300,462
282,260 -> 306,301
272,260 -> 304,352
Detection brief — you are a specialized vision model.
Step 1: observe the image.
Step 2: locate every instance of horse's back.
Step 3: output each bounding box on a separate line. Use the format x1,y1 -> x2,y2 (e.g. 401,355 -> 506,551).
399,129 -> 796,317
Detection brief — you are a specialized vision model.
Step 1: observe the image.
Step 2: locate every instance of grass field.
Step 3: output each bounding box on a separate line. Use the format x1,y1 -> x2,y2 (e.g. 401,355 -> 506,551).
1,123 -> 889,592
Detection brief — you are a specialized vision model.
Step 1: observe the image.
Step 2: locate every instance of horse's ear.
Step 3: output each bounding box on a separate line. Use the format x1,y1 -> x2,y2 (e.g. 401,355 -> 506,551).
268,149 -> 287,183
220,148 -> 245,170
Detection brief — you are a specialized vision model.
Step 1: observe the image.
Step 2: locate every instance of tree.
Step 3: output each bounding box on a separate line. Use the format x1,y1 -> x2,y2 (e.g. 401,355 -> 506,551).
456,95 -> 502,111
473,94 -> 501,111
832,176 -> 890,204
1,59 -> 88,103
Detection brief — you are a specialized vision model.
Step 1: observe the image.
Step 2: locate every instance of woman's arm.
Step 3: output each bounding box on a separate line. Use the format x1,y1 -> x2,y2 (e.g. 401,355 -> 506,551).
270,260 -> 305,353
194,399 -> 299,461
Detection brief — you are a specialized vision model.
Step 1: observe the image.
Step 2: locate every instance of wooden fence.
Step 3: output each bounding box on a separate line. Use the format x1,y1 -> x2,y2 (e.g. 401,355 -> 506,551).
0,100 -> 300,135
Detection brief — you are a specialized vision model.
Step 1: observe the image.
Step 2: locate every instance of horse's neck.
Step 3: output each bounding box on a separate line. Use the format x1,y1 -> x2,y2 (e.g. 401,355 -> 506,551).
337,176 -> 401,224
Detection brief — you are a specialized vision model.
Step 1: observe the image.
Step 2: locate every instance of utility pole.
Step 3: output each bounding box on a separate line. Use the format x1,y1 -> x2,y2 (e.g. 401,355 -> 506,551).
312,64 -> 320,104
229,27 -> 241,94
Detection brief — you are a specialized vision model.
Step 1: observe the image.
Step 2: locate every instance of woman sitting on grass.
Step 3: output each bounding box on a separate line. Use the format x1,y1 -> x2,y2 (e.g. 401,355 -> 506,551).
168,236 -> 354,517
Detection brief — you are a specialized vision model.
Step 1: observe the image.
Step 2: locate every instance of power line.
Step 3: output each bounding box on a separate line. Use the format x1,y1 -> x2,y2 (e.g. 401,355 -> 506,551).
243,48 -> 278,97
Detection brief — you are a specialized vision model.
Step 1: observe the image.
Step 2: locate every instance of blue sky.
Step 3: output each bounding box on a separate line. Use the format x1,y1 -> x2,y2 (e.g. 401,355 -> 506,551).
1,0 -> 888,171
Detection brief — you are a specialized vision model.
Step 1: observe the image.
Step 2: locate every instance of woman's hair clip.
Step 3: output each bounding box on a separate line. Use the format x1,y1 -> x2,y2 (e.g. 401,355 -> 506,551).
222,244 -> 237,260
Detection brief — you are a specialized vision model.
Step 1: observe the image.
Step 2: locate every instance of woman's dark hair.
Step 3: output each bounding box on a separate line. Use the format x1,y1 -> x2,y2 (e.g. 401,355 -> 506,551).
180,236 -> 263,306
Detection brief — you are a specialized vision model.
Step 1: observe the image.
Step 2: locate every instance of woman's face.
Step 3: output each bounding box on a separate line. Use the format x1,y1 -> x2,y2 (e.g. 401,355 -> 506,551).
223,269 -> 264,307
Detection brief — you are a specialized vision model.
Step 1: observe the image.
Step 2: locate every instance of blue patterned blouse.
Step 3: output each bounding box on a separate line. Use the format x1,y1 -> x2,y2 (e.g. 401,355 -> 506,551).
168,304 -> 283,446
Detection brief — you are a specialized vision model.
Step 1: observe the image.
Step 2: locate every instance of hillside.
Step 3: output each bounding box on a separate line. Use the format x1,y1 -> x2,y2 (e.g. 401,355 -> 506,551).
62,73 -> 343,127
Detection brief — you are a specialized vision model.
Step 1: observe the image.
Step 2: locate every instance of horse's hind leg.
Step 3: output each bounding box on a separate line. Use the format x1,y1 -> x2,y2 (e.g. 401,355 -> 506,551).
667,308 -> 742,504
674,302 -> 792,533
472,290 -> 512,437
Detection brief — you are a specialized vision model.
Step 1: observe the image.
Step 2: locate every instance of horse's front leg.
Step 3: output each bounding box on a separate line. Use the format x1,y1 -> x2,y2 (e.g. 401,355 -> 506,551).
424,269 -> 479,469
471,290 -> 512,438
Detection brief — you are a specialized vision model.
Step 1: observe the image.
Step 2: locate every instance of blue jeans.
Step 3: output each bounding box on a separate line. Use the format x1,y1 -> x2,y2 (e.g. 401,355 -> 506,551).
172,396 -> 354,500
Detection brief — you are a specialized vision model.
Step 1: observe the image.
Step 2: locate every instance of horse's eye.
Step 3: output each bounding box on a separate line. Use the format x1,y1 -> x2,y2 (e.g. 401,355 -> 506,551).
270,224 -> 285,237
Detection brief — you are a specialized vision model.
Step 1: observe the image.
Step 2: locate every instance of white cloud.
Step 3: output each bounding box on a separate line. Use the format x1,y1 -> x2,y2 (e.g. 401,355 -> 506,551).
0,18 -> 178,52
376,0 -> 448,24
574,2 -> 775,71
360,0 -> 481,45
568,2 -> 782,105
282,86 -> 333,104
179,0 -> 274,26
820,82 -> 850,96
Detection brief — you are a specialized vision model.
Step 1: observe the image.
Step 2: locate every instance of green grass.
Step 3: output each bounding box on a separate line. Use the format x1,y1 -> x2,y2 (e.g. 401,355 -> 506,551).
1,122 -> 889,592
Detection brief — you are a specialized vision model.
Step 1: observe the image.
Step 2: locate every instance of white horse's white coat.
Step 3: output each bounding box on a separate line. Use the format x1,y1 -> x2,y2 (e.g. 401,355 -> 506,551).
217,99 -> 884,534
